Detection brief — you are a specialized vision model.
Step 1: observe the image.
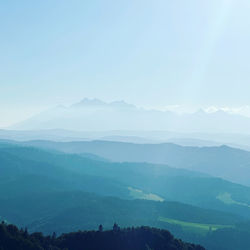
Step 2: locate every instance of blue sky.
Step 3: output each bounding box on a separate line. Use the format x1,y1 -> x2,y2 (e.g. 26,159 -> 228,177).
1,0 -> 250,126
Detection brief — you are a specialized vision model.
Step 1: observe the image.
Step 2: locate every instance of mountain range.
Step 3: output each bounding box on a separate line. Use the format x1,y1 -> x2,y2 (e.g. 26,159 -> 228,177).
9,98 -> 250,134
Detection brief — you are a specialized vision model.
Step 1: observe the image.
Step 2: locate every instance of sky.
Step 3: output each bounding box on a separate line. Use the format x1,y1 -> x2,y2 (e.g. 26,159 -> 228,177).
1,0 -> 250,127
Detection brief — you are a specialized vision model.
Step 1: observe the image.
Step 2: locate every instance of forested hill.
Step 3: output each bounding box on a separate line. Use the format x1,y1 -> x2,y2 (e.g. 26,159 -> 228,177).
0,222 -> 204,250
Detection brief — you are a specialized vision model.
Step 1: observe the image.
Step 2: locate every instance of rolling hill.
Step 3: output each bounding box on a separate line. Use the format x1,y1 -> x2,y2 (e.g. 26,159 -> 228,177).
18,139 -> 250,186
2,142 -> 250,249
2,142 -> 250,219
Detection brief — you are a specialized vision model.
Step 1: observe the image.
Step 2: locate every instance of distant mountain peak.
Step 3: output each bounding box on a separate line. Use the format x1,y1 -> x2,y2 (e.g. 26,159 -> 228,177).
73,98 -> 107,107
71,98 -> 136,109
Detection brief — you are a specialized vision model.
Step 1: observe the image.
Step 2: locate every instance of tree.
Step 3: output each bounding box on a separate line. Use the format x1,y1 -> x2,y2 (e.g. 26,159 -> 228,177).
113,223 -> 120,232
98,224 -> 103,232
52,232 -> 57,240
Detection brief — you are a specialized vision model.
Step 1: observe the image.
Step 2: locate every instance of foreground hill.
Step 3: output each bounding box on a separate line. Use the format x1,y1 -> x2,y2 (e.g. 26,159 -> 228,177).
0,190 -> 239,235
0,222 -> 204,250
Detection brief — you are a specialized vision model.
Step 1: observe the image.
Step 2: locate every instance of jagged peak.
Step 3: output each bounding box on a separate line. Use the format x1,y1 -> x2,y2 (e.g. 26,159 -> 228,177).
71,98 -> 136,109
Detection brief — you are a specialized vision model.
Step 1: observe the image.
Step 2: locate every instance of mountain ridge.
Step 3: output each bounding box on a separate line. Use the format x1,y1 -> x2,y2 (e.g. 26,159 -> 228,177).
9,98 -> 250,133
18,139 -> 250,186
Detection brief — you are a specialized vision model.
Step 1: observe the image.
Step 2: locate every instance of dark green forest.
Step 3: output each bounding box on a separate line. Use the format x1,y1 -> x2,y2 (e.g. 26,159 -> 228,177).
0,222 -> 204,250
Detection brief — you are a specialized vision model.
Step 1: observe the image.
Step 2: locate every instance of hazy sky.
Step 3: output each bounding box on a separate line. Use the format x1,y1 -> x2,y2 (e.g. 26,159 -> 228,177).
1,0 -> 250,126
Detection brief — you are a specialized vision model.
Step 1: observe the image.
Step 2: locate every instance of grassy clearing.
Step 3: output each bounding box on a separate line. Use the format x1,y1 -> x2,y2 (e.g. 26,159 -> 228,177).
128,187 -> 164,202
158,216 -> 234,235
217,192 -> 250,208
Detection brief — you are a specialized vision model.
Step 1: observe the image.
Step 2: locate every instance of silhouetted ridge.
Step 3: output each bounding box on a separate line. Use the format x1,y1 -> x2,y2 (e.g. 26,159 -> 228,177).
0,222 -> 204,250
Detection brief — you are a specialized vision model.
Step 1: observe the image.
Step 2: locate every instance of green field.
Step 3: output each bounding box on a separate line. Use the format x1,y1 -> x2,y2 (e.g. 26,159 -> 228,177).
158,216 -> 234,235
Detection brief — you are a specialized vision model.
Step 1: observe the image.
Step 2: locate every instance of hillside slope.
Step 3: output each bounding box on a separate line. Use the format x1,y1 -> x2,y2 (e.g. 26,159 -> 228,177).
22,140 -> 250,186
1,142 -> 250,218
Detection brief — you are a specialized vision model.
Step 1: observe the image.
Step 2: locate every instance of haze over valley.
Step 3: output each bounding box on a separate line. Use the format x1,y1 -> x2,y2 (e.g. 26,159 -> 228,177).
2,1 -> 250,249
